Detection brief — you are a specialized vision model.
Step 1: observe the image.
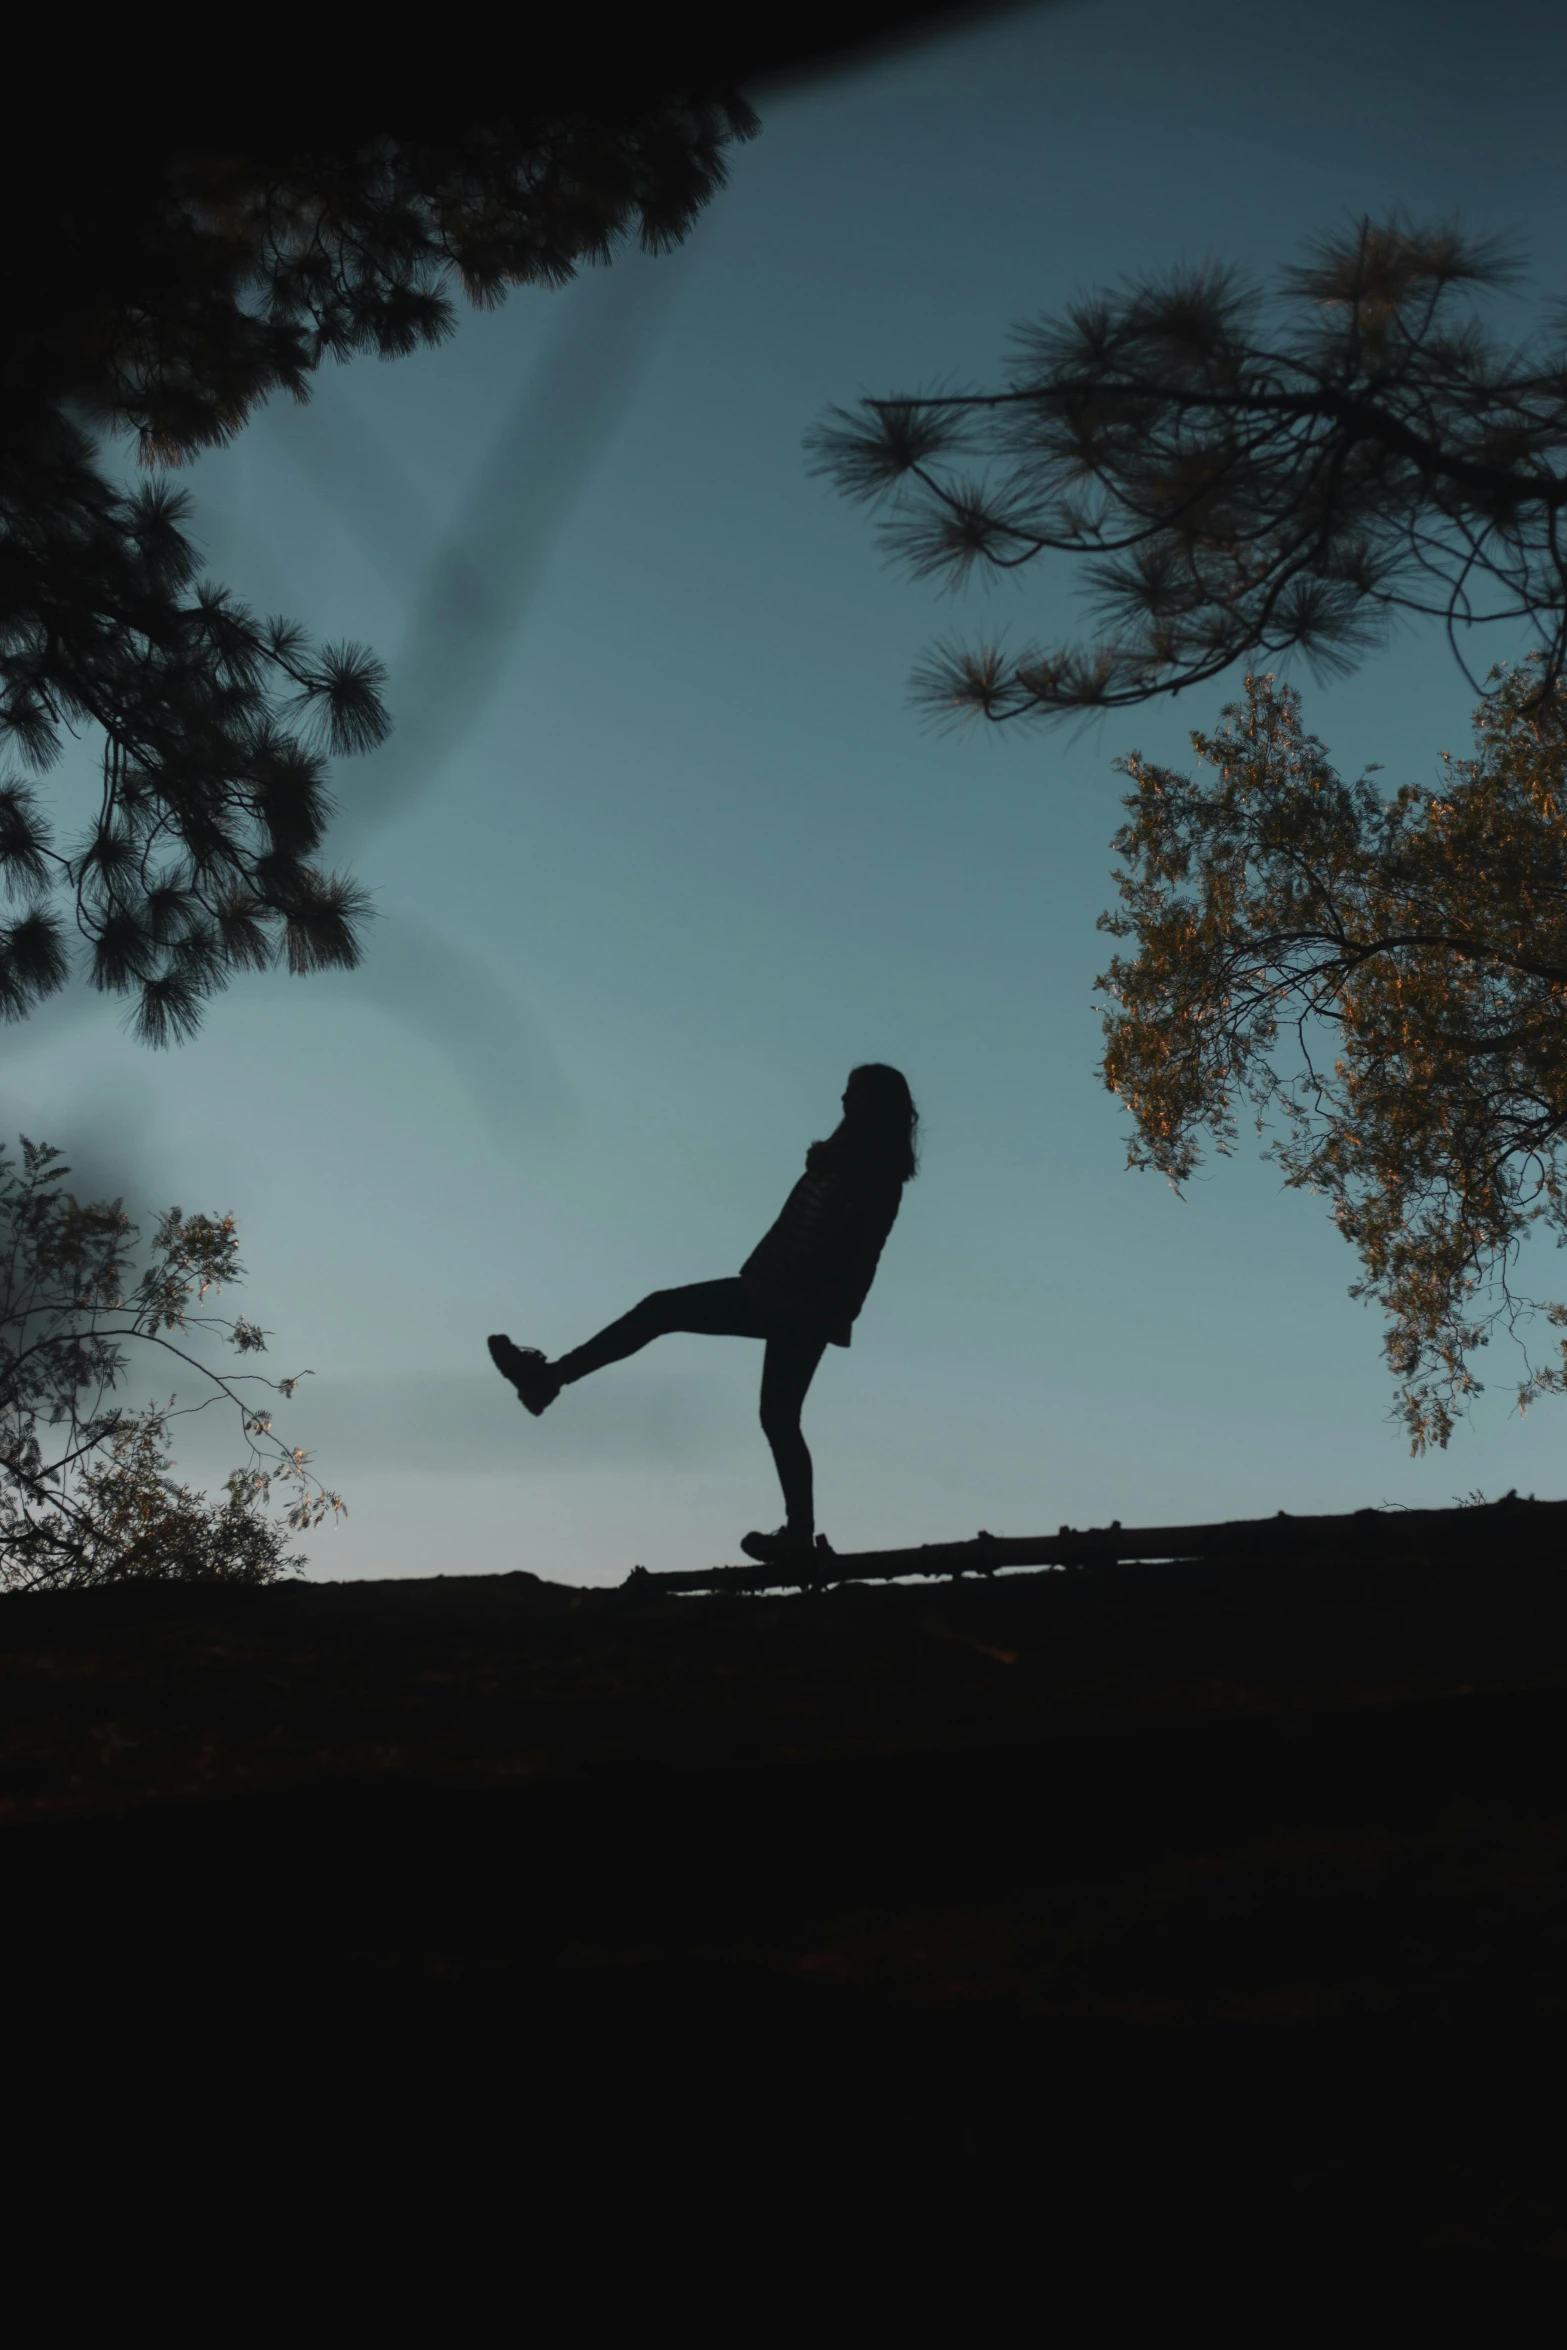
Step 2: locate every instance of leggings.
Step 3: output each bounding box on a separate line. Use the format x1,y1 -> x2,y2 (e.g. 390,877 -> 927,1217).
552,1278 -> 833,1534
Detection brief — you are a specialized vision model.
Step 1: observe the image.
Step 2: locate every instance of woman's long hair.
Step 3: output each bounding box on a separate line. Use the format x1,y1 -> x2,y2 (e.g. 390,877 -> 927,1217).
812,1063 -> 920,1184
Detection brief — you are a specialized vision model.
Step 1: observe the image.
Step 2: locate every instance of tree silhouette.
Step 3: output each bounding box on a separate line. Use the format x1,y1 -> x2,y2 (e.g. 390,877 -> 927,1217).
0,1135 -> 341,1588
1098,664 -> 1567,1451
1,97 -> 758,1042
810,217 -> 1567,726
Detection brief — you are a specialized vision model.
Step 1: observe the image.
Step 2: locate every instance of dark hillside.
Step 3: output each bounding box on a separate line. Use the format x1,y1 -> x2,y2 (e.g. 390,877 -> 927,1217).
6,1510 -> 1567,2263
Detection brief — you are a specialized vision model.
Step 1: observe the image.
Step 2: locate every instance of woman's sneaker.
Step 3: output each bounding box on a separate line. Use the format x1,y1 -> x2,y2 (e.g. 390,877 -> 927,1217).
740,1525 -> 819,1567
487,1334 -> 560,1417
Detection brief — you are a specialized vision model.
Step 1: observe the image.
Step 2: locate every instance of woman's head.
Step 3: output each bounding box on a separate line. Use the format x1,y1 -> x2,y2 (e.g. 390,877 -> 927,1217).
837,1063 -> 920,1182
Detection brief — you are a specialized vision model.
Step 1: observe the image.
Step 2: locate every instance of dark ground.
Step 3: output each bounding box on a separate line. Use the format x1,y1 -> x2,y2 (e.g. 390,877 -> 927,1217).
6,1525 -> 1567,2266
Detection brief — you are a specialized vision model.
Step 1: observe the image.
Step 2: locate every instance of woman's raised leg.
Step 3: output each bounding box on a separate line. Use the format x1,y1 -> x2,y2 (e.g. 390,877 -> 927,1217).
550,1278 -> 774,1385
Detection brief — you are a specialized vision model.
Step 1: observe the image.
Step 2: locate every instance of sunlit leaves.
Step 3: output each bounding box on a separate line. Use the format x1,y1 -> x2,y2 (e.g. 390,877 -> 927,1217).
0,1139 -> 342,1590
815,215 -> 1567,723
1098,665 -> 1567,1450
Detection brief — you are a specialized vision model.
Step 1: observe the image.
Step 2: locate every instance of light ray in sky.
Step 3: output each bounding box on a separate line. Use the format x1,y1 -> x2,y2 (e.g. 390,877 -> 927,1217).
279,244 -> 689,858
2,245 -> 688,1146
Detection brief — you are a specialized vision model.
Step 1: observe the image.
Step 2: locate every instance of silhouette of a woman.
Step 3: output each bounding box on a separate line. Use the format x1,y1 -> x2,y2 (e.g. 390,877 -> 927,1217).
488,1064 -> 919,1565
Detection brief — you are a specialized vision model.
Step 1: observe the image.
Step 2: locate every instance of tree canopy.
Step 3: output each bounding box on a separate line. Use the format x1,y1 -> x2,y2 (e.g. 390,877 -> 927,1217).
1098,664 -> 1567,1450
1,96 -> 757,1042
810,217 -> 1567,727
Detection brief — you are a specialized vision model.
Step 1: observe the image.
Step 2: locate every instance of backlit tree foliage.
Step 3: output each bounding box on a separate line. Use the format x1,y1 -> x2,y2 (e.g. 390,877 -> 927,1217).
0,1136 -> 342,1589
1,98 -> 757,1042
810,217 -> 1567,728
1097,664 -> 1567,1449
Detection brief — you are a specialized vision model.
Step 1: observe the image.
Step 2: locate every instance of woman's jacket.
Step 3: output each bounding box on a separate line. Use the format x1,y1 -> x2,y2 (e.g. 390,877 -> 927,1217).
739,1138 -> 903,1346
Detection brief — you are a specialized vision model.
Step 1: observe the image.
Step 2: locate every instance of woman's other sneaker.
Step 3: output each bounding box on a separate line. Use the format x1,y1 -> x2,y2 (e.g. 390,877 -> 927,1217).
487,1335 -> 560,1417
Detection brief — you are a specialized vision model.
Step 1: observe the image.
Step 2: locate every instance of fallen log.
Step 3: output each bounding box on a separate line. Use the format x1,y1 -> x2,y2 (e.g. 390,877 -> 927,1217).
620,1489 -> 1567,1595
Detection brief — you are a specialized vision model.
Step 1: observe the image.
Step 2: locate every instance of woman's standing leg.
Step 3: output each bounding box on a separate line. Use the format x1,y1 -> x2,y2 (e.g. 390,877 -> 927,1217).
758,1325 -> 831,1539
492,1282 -> 831,1533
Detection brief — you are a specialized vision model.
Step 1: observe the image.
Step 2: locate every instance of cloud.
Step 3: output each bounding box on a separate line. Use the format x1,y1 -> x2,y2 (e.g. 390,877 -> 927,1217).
1,1083 -> 171,1225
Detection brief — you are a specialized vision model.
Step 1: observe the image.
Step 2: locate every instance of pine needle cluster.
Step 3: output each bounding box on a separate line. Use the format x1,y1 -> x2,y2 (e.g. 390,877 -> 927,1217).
809,216 -> 1567,725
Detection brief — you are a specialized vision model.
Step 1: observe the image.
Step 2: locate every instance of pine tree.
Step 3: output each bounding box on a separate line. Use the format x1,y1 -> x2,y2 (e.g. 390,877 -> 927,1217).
0,95 -> 758,1042
811,218 -> 1567,725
